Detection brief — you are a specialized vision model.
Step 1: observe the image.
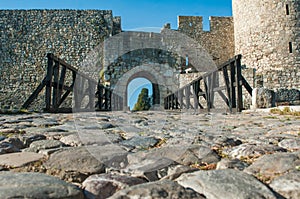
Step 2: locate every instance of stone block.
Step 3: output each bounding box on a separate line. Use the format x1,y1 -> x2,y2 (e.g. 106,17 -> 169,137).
276,88 -> 300,102
252,87 -> 275,108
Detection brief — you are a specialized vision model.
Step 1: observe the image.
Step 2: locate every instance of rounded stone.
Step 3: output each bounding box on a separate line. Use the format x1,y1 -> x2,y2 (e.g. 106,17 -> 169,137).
27,139 -> 65,152
0,172 -> 84,199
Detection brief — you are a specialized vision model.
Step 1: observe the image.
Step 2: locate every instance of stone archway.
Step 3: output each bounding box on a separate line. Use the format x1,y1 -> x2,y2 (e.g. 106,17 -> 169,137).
112,63 -> 178,110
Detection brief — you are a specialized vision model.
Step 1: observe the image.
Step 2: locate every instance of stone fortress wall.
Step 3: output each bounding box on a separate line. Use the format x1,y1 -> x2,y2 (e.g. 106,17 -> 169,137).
232,0 -> 300,89
0,10 -> 121,109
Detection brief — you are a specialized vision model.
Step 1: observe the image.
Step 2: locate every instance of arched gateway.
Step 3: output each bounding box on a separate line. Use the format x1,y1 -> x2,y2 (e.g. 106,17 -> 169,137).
99,29 -> 217,110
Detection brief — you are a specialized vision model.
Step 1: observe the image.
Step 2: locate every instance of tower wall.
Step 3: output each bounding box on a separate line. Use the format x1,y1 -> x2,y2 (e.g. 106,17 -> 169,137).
233,0 -> 300,89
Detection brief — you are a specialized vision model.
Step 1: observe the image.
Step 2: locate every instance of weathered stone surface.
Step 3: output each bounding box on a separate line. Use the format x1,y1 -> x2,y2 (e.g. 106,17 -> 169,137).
120,136 -> 160,150
276,89 -> 300,103
2,137 -> 24,149
128,145 -> 220,167
109,180 -> 205,199
176,145 -> 221,165
223,143 -> 286,159
194,135 -> 242,148
0,172 -> 84,199
0,136 -> 5,141
269,171 -> 300,199
78,130 -> 116,146
176,169 -> 279,199
278,138 -> 300,151
0,152 -> 44,168
253,88 -> 275,108
216,158 -> 249,171
161,164 -> 199,180
32,118 -> 60,127
124,156 -> 176,181
104,131 -> 124,144
0,141 -> 20,154
99,123 -> 115,130
60,134 -> 82,146
86,145 -> 129,169
20,134 -> 46,147
44,147 -> 106,182
26,139 -> 65,152
82,173 -> 147,199
245,152 -> 300,178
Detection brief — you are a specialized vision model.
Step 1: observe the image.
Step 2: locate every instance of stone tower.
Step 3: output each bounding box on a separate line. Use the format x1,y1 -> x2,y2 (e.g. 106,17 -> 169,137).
232,0 -> 300,88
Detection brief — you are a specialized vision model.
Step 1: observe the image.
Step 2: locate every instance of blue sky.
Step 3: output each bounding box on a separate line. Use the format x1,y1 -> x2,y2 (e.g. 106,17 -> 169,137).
128,78 -> 152,110
0,0 -> 232,30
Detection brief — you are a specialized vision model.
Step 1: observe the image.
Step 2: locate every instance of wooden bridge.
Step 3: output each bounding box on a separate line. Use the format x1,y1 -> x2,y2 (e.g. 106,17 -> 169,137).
22,54 -> 251,113
164,55 -> 252,112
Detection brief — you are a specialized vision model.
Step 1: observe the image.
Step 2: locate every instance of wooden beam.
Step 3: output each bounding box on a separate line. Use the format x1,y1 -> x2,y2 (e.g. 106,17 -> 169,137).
241,76 -> 253,96
22,77 -> 47,109
45,53 -> 54,111
222,66 -> 232,112
230,62 -> 237,109
52,62 -> 60,110
217,90 -> 229,106
204,76 -> 210,112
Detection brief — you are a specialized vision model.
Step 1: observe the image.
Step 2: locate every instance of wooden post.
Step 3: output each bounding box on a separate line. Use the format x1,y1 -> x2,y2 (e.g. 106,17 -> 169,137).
235,55 -> 243,112
52,61 -> 59,110
170,94 -> 174,110
175,91 -> 179,109
165,96 -> 167,109
45,53 -> 54,111
193,81 -> 199,110
104,89 -> 110,110
230,61 -> 237,109
210,72 -> 216,108
204,76 -> 210,112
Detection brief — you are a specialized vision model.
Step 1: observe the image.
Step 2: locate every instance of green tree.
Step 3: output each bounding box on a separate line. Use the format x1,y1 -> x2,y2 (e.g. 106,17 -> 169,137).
133,88 -> 151,111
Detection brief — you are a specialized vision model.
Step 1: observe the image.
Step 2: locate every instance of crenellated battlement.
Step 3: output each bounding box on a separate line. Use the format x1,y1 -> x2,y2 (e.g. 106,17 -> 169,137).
178,16 -> 233,33
177,16 -> 235,66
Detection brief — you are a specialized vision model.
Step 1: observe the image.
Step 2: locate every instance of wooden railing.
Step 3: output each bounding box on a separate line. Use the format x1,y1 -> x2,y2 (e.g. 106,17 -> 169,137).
22,53 -> 123,112
164,55 -> 252,112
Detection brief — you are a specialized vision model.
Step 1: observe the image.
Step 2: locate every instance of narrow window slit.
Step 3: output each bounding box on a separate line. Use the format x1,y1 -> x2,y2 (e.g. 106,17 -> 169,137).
289,42 -> 293,53
286,4 -> 290,15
